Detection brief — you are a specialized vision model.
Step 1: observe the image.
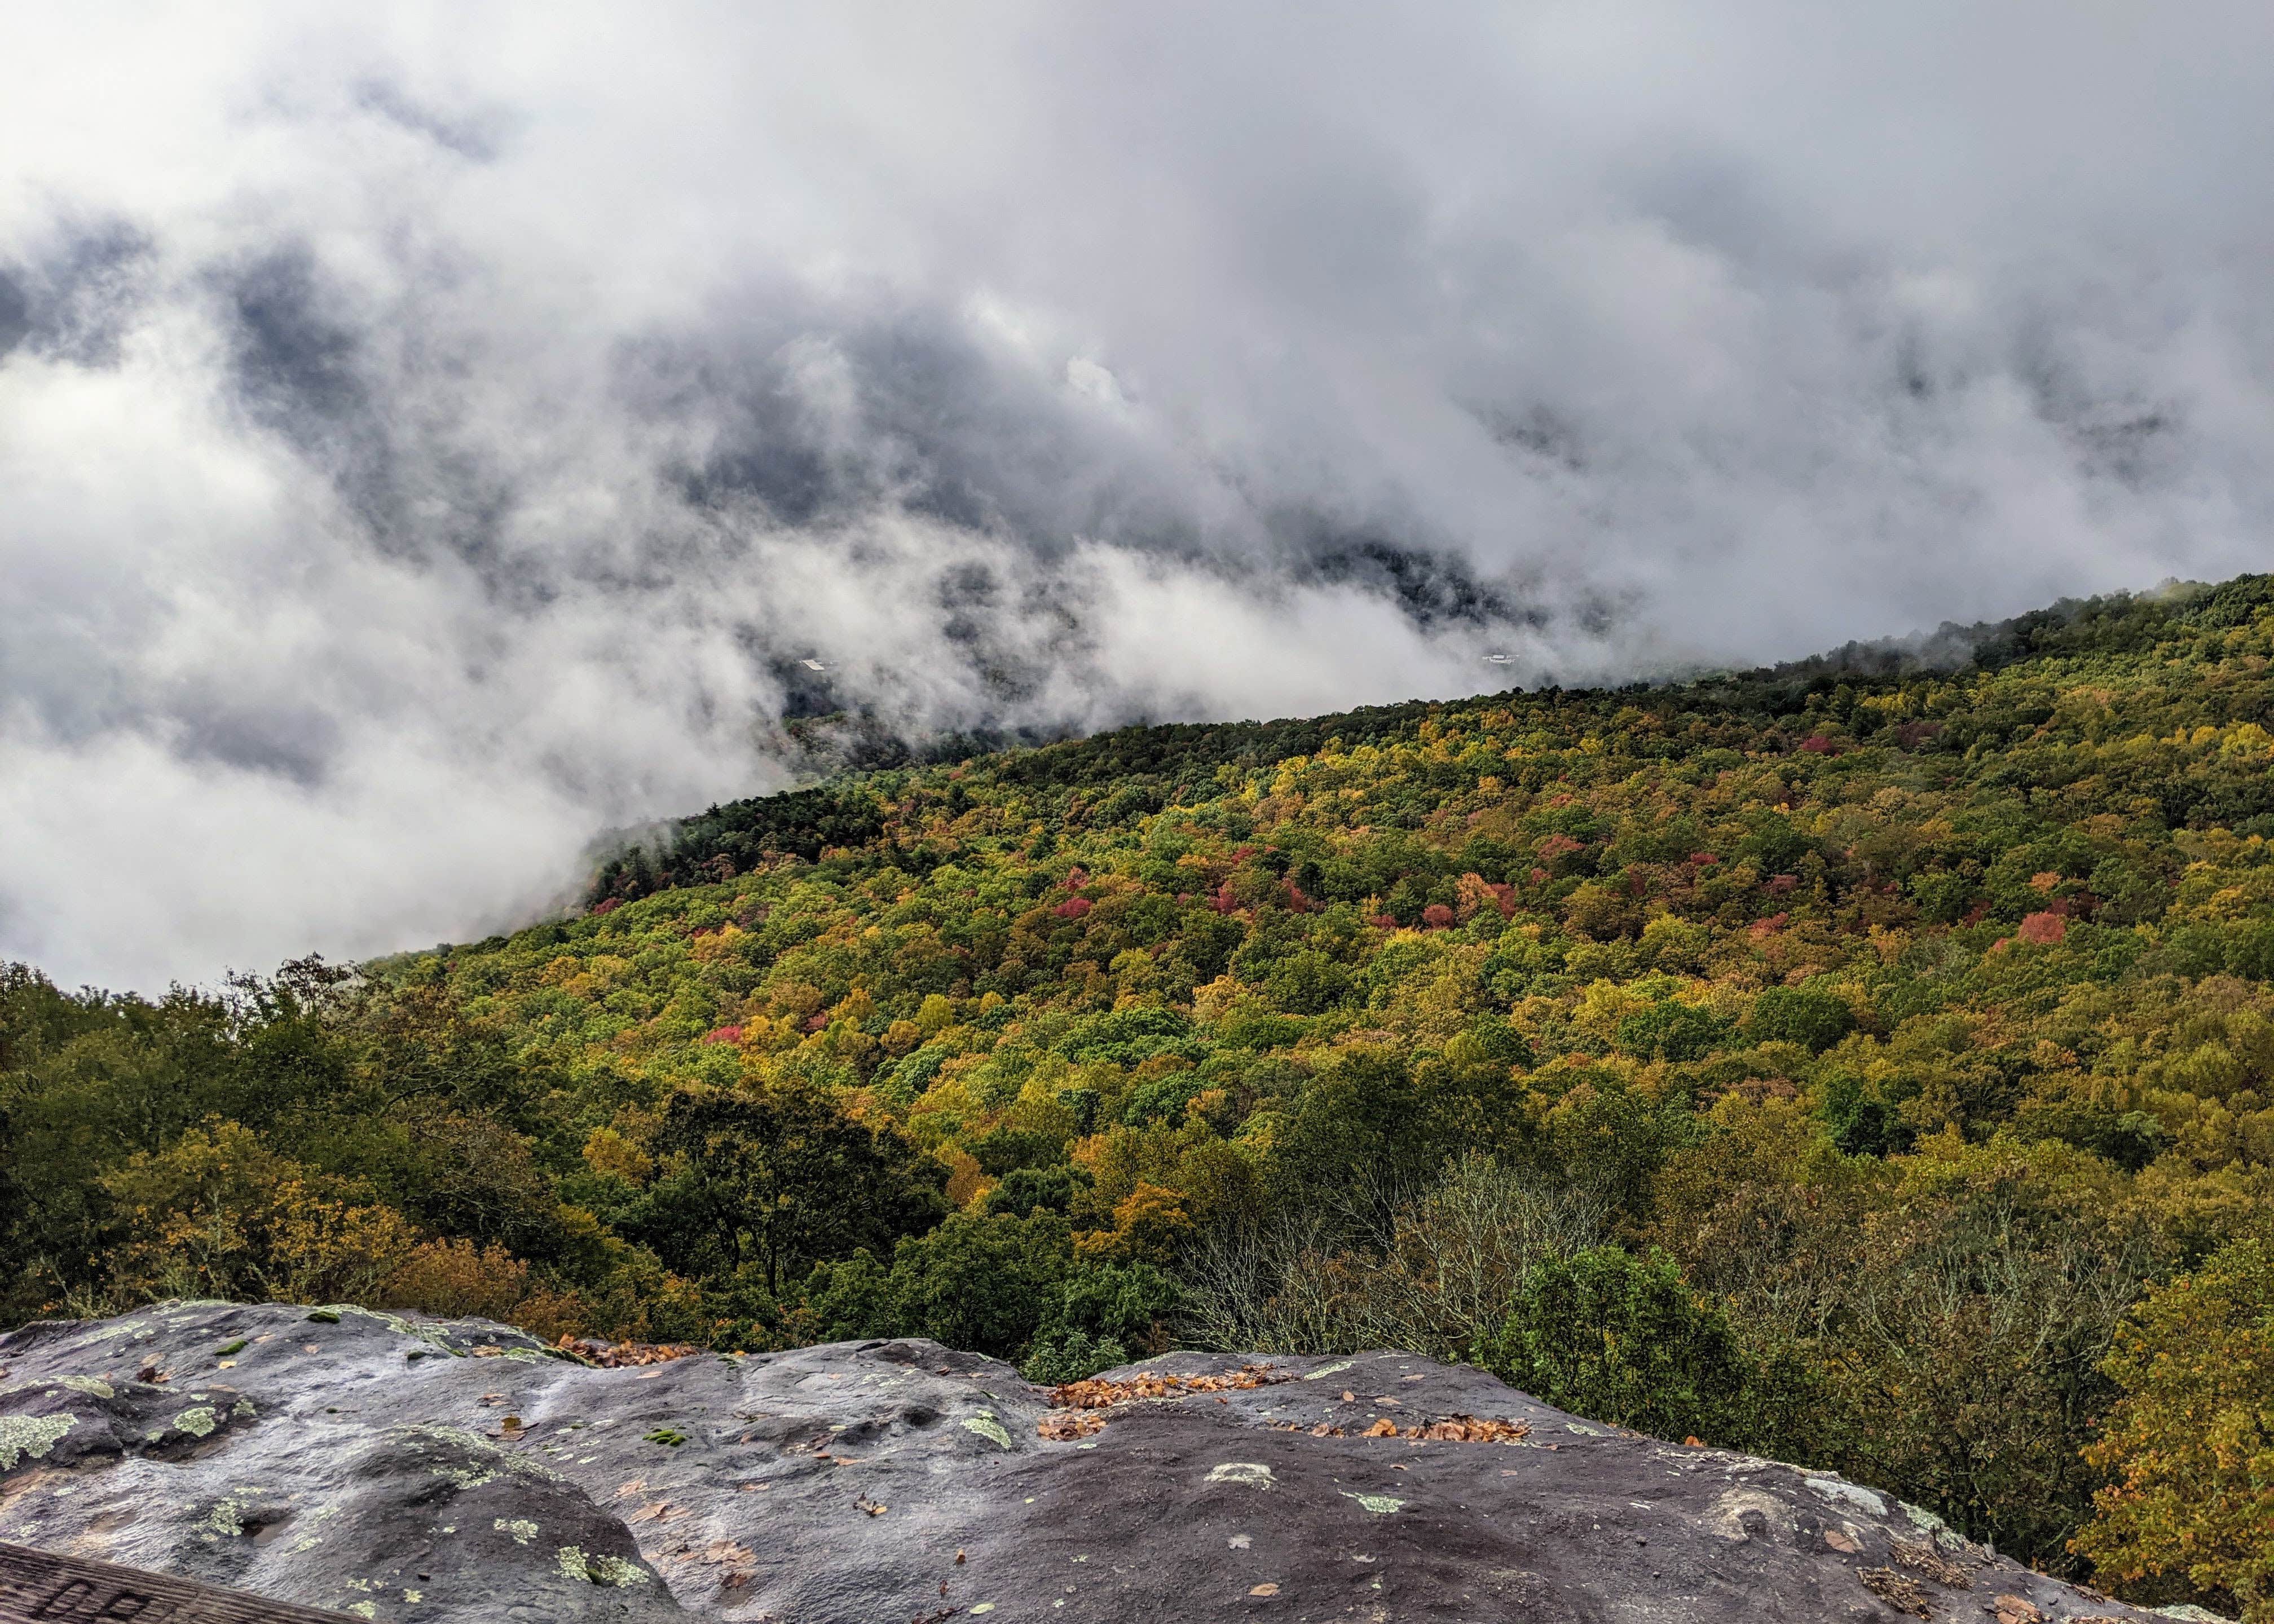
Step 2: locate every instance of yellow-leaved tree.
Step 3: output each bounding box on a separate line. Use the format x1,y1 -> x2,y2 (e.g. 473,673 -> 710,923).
2076,1238 -> 2274,1620
99,1119 -> 416,1308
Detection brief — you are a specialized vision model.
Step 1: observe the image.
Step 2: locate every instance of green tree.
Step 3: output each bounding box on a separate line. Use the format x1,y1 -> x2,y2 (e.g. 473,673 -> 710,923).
636,1077 -> 946,1293
1268,1047 -> 1446,1230
1744,987 -> 1855,1054
1484,1245 -> 1747,1443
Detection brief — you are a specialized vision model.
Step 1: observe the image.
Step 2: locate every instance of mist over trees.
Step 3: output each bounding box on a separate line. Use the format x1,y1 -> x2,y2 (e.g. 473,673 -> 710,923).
11,576 -> 2274,1614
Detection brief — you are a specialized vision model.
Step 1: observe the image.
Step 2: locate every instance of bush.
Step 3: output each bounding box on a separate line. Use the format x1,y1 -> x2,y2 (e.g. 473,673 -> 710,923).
802,1210 -> 1076,1360
1021,1330 -> 1131,1386
1483,1245 -> 1747,1444
378,1238 -> 530,1322
1043,1260 -> 1182,1350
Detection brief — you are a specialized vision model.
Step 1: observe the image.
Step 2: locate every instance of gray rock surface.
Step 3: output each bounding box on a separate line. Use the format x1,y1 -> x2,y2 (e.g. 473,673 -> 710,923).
0,1300 -> 2189,1623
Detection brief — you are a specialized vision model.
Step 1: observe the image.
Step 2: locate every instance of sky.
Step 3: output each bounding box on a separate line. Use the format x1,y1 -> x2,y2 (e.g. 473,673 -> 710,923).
4,2 -> 2272,993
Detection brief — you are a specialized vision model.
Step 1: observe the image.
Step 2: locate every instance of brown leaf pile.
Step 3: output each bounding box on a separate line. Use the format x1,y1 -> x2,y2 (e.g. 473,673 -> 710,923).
1037,1412 -> 1107,1441
1266,1413 -> 1530,1444
1370,1415 -> 1531,1442
558,1336 -> 703,1367
1889,1538 -> 1972,1589
1858,1567 -> 1931,1618
1048,1363 -> 1292,1410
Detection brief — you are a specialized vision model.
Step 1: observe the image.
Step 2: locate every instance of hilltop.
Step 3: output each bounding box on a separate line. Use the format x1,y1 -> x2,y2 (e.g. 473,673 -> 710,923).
9,574 -> 2274,1617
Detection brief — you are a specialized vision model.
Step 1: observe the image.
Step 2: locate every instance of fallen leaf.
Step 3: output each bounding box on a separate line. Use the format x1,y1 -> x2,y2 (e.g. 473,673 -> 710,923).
1858,1568 -> 1931,1618
1047,1364 -> 1292,1410
1822,1528 -> 1860,1554
1249,1583 -> 1280,1596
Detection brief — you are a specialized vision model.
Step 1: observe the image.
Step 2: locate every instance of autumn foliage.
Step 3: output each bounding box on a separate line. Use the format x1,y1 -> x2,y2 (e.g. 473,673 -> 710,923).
12,575 -> 2274,1613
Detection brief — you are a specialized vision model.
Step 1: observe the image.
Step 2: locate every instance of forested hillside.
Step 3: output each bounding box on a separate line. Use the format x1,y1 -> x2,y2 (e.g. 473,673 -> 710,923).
11,576 -> 2274,1616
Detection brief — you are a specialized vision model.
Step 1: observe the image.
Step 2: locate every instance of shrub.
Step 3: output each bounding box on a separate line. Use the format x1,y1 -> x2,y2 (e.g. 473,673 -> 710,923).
1021,1330 -> 1131,1386
378,1238 -> 530,1322
1483,1245 -> 1747,1444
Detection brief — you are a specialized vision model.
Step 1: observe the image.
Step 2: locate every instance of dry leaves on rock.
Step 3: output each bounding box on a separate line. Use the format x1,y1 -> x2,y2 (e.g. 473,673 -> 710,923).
1889,1539 -> 1972,1589
1049,1364 -> 1291,1410
558,1336 -> 702,1367
1037,1412 -> 1106,1441
1858,1567 -> 1931,1617
1351,1414 -> 1531,1444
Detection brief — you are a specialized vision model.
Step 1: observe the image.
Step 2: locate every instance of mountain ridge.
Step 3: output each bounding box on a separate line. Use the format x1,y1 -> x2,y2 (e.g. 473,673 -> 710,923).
13,569 -> 2274,1618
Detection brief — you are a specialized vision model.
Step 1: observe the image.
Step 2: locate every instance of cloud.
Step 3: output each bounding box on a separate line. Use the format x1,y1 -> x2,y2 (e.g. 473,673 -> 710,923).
2,1 -> 2271,990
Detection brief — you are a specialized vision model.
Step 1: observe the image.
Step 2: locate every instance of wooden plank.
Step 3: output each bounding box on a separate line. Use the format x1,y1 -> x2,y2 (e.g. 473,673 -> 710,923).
0,1541 -> 355,1623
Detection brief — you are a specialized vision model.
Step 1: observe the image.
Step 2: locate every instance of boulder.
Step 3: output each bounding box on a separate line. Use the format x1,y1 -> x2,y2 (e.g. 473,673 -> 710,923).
0,1301 -> 2200,1623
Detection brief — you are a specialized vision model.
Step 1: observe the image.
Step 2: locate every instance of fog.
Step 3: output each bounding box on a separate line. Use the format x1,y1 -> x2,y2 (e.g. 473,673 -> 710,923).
3,2 -> 2270,991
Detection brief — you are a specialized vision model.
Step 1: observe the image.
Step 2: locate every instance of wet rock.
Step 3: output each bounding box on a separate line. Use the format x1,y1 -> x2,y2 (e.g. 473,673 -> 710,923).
0,1303 -> 2208,1622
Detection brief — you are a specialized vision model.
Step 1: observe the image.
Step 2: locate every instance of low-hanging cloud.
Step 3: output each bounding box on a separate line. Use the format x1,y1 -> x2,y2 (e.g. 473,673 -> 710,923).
3,1 -> 2271,991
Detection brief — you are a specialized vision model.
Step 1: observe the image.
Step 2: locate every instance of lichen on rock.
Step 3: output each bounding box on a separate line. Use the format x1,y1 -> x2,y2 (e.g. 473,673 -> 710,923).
960,1412 -> 1012,1449
0,1413 -> 75,1470
555,1544 -> 649,1586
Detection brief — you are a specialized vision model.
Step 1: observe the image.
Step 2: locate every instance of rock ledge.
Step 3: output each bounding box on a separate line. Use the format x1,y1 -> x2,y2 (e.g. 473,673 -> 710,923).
0,1301 -> 2206,1622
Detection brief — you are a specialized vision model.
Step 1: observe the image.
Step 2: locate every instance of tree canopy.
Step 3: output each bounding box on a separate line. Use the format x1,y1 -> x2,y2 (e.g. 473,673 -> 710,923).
13,573 -> 2274,1613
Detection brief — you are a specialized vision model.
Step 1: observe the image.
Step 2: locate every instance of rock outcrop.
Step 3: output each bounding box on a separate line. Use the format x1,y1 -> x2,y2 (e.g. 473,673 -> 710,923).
0,1301 -> 2203,1623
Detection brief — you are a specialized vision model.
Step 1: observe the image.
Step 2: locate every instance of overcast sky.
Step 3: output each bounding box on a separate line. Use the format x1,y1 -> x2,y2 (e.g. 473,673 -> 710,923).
5,3 -> 2271,992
